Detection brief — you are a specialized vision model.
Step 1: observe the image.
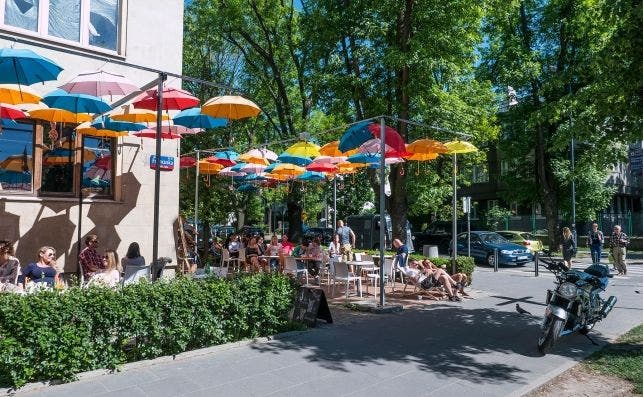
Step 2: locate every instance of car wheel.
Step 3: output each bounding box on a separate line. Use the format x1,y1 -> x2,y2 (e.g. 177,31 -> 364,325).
486,253 -> 496,267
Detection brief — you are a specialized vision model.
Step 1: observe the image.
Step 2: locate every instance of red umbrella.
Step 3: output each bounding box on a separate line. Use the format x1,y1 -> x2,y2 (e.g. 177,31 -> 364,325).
205,156 -> 236,167
0,104 -> 27,119
132,130 -> 182,139
180,156 -> 197,168
306,162 -> 337,173
133,86 -> 199,111
94,156 -> 112,170
366,123 -> 407,155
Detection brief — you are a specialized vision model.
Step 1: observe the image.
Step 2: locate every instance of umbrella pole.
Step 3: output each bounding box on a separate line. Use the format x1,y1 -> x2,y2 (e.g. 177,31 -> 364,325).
379,117 -> 386,307
333,177 -> 337,229
76,135 -> 84,282
452,152 -> 457,274
194,150 -> 200,251
152,73 -> 166,264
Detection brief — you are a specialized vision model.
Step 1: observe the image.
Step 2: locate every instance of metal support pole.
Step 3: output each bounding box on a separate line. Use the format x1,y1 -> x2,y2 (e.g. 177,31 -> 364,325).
333,177 -> 337,229
152,73 -> 166,263
452,152 -> 458,274
494,248 -> 499,272
571,135 -> 576,244
193,150 -> 200,249
467,209 -> 471,257
379,117 -> 386,307
534,251 -> 539,277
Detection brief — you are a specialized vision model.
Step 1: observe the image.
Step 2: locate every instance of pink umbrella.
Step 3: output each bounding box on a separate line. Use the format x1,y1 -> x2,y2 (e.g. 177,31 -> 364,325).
133,86 -> 199,111
59,70 -> 139,97
205,156 -> 236,167
140,123 -> 201,135
311,155 -> 347,164
84,166 -> 111,180
133,130 -> 182,139
240,163 -> 267,174
218,166 -> 245,177
358,138 -> 408,158
241,148 -> 278,162
0,104 -> 27,119
306,162 -> 337,173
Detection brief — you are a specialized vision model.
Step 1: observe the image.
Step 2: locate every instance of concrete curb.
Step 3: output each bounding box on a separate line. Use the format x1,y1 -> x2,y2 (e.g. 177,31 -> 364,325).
506,359 -> 581,397
2,329 -> 309,396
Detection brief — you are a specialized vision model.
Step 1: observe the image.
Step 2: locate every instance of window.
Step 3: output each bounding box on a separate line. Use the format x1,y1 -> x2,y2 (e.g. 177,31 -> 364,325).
487,199 -> 499,210
500,160 -> 509,176
471,164 -> 489,183
82,135 -> 113,196
510,201 -> 518,215
0,120 -> 33,192
1,0 -> 121,53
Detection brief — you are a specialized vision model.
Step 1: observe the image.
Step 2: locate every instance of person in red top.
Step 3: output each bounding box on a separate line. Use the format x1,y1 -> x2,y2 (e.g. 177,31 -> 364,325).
79,234 -> 104,278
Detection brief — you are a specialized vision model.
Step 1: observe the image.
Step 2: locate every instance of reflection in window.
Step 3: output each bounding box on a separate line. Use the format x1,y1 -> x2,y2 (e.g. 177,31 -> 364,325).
0,120 -> 33,192
41,124 -> 75,193
4,0 -> 39,31
48,0 -> 81,42
89,0 -> 119,50
82,136 -> 113,196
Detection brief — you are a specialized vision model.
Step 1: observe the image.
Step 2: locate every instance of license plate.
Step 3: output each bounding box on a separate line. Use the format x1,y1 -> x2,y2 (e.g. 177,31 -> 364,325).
518,256 -> 528,260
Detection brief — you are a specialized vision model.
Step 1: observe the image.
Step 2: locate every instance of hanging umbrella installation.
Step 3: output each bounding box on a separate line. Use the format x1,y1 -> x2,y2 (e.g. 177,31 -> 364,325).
133,86 -> 200,111
339,121 -> 407,155
173,107 -> 228,129
42,89 -> 112,114
285,141 -> 321,158
29,108 -> 93,124
201,95 -> 261,120
277,152 -> 313,166
0,48 -> 63,85
206,150 -> 239,167
0,84 -> 41,104
59,69 -> 139,97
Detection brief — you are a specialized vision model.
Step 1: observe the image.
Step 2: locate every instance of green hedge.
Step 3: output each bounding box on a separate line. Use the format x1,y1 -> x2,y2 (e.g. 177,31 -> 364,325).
0,274 -> 298,388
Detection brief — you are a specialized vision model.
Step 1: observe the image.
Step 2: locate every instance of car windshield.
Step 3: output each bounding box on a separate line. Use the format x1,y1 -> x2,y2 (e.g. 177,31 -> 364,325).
520,232 -> 535,240
480,233 -> 508,244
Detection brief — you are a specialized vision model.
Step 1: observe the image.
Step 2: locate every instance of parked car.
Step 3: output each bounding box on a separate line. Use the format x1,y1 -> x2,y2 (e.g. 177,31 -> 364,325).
454,231 -> 533,267
215,226 -> 235,239
496,230 -> 544,253
413,220 -> 480,254
303,227 -> 334,245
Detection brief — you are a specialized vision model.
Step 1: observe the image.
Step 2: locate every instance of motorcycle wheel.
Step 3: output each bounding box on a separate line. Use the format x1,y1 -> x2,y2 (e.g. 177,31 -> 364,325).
538,317 -> 565,355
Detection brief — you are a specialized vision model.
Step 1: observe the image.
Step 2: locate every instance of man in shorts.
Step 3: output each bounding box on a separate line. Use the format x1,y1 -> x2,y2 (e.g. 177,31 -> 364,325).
335,220 -> 355,263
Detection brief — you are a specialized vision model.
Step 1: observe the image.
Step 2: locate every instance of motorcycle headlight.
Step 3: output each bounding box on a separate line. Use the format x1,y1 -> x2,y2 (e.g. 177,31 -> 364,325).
558,282 -> 578,299
500,250 -> 512,255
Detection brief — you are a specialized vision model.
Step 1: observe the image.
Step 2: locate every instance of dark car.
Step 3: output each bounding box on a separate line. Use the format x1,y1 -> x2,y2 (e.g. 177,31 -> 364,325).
303,227 -> 334,245
215,226 -> 235,239
237,225 -> 265,239
454,231 -> 533,267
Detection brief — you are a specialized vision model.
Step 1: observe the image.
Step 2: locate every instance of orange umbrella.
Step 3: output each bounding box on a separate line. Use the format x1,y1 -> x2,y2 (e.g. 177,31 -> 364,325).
201,95 -> 261,120
197,160 -> 224,175
76,122 -> 128,138
272,163 -> 305,177
319,140 -> 358,157
28,108 -> 92,123
0,84 -> 41,104
407,139 -> 449,155
109,105 -> 169,122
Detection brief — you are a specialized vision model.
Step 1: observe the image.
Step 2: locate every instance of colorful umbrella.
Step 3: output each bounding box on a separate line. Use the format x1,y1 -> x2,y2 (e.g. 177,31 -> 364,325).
218,166 -> 245,177
0,104 -> 27,119
84,165 -> 111,180
277,152 -> 312,166
42,89 -> 112,114
239,148 -> 278,164
357,138 -> 405,158
197,160 -> 224,174
0,48 -> 63,85
29,108 -> 93,123
230,162 -> 248,172
265,173 -> 292,182
91,116 -> 146,132
311,155 -> 347,164
132,130 -> 183,140
109,105 -> 169,122
59,70 -> 139,97
347,153 -> 380,164
201,95 -> 261,120
76,123 -> 129,138
264,163 -> 279,173
206,150 -> 239,167
240,163 -> 267,174
237,183 -> 257,192
445,140 -> 478,154
0,84 -> 41,104
297,171 -> 326,182
335,162 -> 365,174
173,107 -> 228,129
306,162 -> 337,173
319,140 -> 357,157
43,148 -> 96,164
0,153 -> 32,172
138,123 -> 200,136
133,86 -> 200,111
407,139 -> 449,155
272,163 -> 305,177
407,152 -> 439,161
94,156 -> 112,170
339,121 -> 406,154
285,141 -> 321,158
244,173 -> 267,182
180,156 -> 197,168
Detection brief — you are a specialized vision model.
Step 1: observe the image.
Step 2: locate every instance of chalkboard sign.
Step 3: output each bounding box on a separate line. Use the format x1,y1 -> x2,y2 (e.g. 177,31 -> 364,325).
292,286 -> 333,326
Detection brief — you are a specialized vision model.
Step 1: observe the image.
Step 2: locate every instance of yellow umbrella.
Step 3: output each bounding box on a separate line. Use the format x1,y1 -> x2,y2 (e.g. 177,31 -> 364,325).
0,84 -> 42,104
109,105 -> 169,122
76,122 -> 129,138
272,163 -> 305,177
319,140 -> 358,157
285,141 -> 321,158
0,154 -> 32,172
334,161 -> 368,175
265,172 -> 292,181
445,140 -> 478,154
407,139 -> 449,154
238,153 -> 270,165
201,95 -> 261,120
197,160 -> 224,175
29,108 -> 92,123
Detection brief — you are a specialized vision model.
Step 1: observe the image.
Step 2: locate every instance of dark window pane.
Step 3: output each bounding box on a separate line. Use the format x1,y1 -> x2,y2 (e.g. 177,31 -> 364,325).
0,120 -> 33,192
4,0 -> 39,32
48,0 -> 80,42
89,0 -> 119,50
82,136 -> 113,197
41,123 -> 74,194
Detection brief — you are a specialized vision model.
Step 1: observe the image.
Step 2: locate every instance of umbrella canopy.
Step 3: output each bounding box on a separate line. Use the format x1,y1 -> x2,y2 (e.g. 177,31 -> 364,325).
76,122 -> 129,138
407,138 -> 449,154
0,104 -> 27,119
218,166 -> 245,177
230,162 -> 248,172
206,150 -> 239,167
202,95 -> 261,120
306,162 -> 337,173
42,89 -> 112,114
109,105 -> 169,122
0,153 -> 32,172
240,163 -> 267,174
180,156 -> 197,168
335,162 -> 366,174
0,84 -> 41,104
244,173 -> 267,182
272,163 -> 305,177
91,116 -> 146,132
407,152 -> 439,161
239,148 -> 278,164
277,152 -> 313,166
339,121 -> 406,154
311,155 -> 347,164
265,172 -> 292,182
197,160 -> 224,174
237,183 -> 257,192
319,140 -> 357,157
358,138 -> 405,158
138,123 -> 200,136
173,107 -> 228,129
297,171 -> 326,182
132,130 -> 183,139
134,86 -> 200,111
29,108 -> 93,123
0,48 -> 63,85
59,70 -> 139,97
445,140 -> 478,154
285,141 -> 321,158
264,162 -> 280,173
347,153 -> 381,164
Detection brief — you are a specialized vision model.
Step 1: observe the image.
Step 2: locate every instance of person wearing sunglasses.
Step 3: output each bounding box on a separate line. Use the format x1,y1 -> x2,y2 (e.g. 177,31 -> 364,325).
20,246 -> 58,286
0,240 -> 20,285
79,234 -> 105,278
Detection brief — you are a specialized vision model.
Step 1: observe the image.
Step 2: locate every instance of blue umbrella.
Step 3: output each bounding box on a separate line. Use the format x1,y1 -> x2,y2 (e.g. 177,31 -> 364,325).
230,162 -> 248,172
91,116 -> 146,132
173,107 -> 228,129
264,162 -> 279,173
297,171 -> 326,182
244,173 -> 266,182
0,48 -> 63,85
347,153 -> 380,164
42,89 -> 112,114
339,121 -> 373,152
214,150 -> 239,161
277,152 -> 312,166
237,183 -> 257,192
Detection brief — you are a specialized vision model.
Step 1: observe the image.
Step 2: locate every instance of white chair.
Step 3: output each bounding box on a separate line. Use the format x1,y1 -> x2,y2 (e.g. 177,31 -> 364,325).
283,256 -> 309,284
318,250 -> 331,284
122,265 -> 150,286
332,261 -> 362,299
391,254 -> 409,291
353,252 -> 366,261
366,258 -> 393,299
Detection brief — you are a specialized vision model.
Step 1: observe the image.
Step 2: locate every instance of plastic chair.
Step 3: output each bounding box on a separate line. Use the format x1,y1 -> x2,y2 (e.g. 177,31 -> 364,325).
283,256 -> 309,284
366,258 -> 393,299
122,265 -> 150,286
332,261 -> 362,299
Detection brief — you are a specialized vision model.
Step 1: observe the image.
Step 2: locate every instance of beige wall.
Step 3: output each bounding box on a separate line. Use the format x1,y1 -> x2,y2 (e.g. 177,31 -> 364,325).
0,1 -> 184,271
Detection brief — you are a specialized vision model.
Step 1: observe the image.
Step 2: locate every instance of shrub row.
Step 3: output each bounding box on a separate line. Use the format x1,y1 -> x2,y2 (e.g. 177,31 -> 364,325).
0,274 -> 298,388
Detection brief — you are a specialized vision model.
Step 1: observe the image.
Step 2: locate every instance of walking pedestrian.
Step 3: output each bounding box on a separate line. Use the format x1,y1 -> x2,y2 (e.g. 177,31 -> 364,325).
586,223 -> 604,265
560,227 -> 576,270
335,220 -> 355,262
610,225 -> 629,275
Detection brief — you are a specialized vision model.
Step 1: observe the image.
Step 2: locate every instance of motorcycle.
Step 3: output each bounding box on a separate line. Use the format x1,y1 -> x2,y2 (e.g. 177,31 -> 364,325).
537,251 -> 617,354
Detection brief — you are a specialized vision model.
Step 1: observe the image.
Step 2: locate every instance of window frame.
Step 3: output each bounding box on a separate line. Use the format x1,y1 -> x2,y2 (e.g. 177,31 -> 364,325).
0,0 -> 125,56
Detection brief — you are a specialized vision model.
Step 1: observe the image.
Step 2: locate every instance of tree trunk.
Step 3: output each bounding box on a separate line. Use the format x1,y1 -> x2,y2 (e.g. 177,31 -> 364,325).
286,186 -> 304,242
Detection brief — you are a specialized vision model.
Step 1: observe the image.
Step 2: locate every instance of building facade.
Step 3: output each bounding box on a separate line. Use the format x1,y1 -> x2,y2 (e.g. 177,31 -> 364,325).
0,0 -> 184,272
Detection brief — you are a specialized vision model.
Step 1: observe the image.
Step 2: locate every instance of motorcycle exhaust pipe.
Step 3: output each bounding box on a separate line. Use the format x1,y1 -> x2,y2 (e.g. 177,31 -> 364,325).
600,296 -> 617,318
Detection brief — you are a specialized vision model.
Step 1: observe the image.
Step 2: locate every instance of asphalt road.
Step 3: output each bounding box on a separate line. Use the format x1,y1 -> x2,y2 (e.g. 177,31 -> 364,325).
15,257 -> 643,397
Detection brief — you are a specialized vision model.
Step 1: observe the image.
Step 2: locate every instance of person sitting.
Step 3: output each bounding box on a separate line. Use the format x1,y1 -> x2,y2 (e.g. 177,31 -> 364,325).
417,261 -> 468,300
121,242 -> 146,270
266,235 -> 282,272
79,234 -> 105,279
21,246 -> 58,287
292,239 -> 308,271
280,234 -> 294,256
245,237 -> 264,272
0,240 -> 20,285
89,250 -> 121,287
228,234 -> 242,258
328,234 -> 341,260
305,237 -> 323,281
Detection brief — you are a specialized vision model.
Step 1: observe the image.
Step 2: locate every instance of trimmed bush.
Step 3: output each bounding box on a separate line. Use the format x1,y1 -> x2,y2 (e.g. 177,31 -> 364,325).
0,274 -> 298,388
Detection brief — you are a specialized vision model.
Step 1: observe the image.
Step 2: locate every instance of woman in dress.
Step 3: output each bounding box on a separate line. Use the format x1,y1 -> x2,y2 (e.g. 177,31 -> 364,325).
21,246 -> 58,286
245,237 -> 263,272
266,235 -> 282,272
91,250 -> 121,287
560,227 -> 576,269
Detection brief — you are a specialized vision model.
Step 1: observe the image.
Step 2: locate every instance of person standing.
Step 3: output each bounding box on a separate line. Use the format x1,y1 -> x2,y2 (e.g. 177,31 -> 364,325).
560,227 -> 576,270
586,223 -> 604,265
393,238 -> 409,268
79,234 -> 104,279
335,220 -> 355,262
610,225 -> 629,275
